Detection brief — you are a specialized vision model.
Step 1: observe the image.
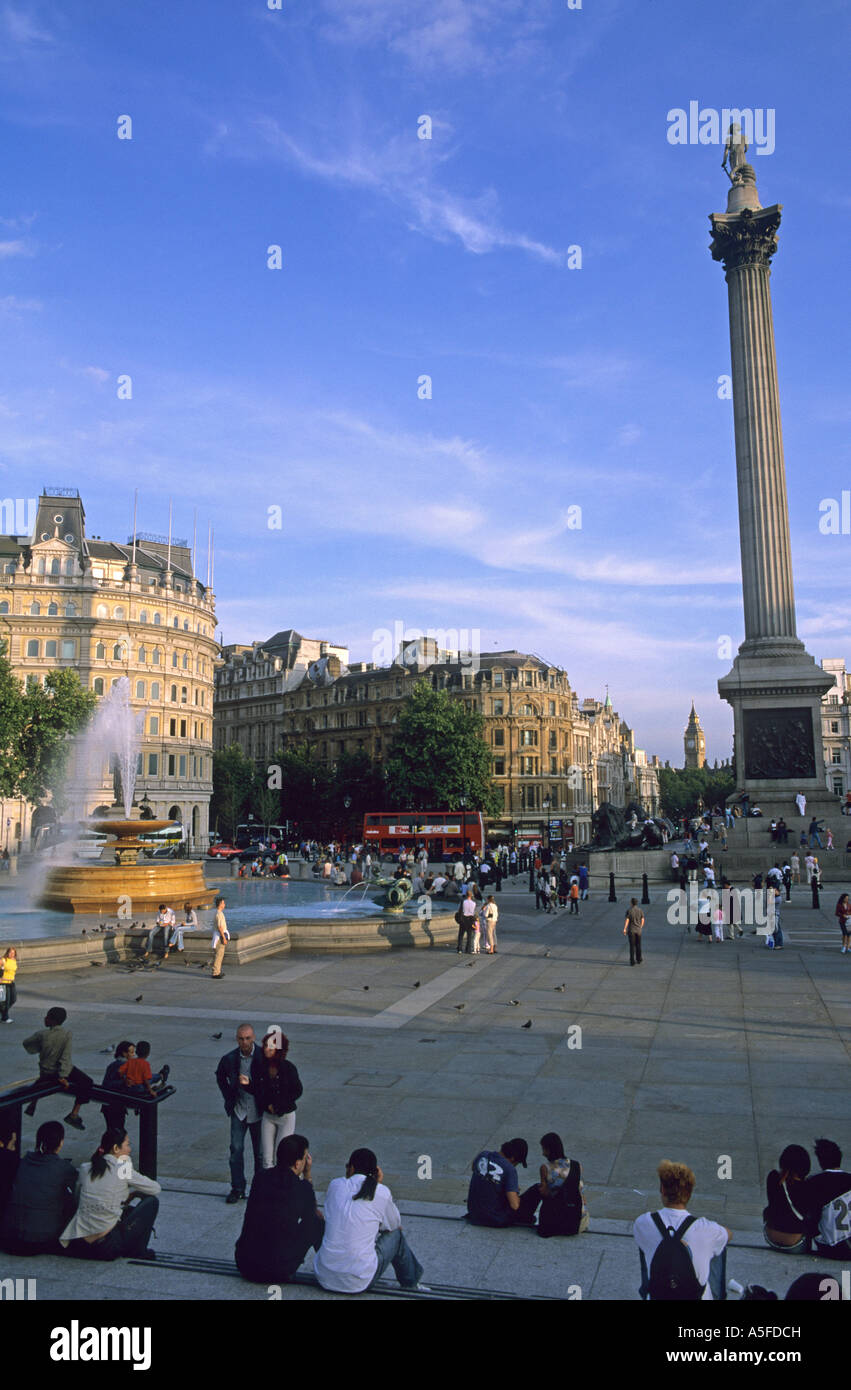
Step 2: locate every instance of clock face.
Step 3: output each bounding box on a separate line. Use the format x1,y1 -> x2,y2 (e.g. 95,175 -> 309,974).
686,739 -> 695,748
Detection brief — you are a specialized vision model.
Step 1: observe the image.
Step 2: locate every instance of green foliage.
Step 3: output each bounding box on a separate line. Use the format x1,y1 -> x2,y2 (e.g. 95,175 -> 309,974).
384,680 -> 502,815
211,744 -> 256,840
0,649 -> 96,810
657,764 -> 736,821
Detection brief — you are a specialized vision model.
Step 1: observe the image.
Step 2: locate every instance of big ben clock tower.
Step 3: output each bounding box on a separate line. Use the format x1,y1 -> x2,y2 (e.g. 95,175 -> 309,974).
684,702 -> 706,769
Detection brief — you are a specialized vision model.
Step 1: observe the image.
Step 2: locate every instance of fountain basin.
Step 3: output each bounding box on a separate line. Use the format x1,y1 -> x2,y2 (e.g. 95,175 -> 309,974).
37,860 -> 215,915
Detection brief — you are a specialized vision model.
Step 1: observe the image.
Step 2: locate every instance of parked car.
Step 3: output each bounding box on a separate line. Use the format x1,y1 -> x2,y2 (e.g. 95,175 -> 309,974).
206,842 -> 242,859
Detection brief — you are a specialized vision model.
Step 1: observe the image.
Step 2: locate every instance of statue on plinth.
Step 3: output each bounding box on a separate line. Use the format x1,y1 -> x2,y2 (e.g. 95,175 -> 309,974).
722,122 -> 749,184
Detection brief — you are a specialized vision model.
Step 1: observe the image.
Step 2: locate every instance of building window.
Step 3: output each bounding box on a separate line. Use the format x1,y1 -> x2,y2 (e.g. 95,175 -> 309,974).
549,700 -> 556,715
113,643 -> 123,661
183,619 -> 189,631
172,652 -> 178,668
153,613 -> 162,625
173,616 -> 179,628
0,602 -> 8,614
135,680 -> 145,699
138,646 -> 147,663
114,606 -> 125,620
181,686 -> 187,704
178,754 -> 187,778
149,715 -> 159,735
93,677 -> 104,695
151,681 -> 160,700
494,759 -> 505,776
29,601 -> 40,616
549,730 -> 557,749
493,672 -> 503,687
96,604 -> 108,619
493,699 -> 504,716
493,728 -> 505,748
26,639 -> 39,657
48,602 -> 58,616
139,611 -> 148,624
550,757 -> 558,774
182,652 -> 189,669
520,730 -> 537,746
832,749 -> 842,765
152,649 -> 161,665
44,639 -> 57,658
168,754 -> 176,776
65,601 -> 76,617
170,685 -> 178,702
169,719 -> 177,737
831,721 -> 840,733
148,753 -> 158,775
524,671 -> 533,687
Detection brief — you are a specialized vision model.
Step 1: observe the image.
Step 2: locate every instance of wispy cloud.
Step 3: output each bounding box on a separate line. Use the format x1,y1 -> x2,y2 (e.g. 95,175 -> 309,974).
0,295 -> 41,315
2,5 -> 54,46
317,0 -> 552,75
0,239 -> 34,258
221,117 -> 566,264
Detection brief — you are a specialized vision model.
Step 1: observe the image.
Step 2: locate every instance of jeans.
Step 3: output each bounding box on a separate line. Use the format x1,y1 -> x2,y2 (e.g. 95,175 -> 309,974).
456,922 -> 474,952
229,1111 -> 261,1193
0,981 -> 16,1021
639,1246 -> 726,1300
65,1196 -> 159,1260
367,1227 -> 424,1290
628,931 -> 643,965
569,899 -> 579,914
28,1066 -> 93,1110
260,1110 -> 296,1169
810,833 -> 823,848
167,926 -> 185,950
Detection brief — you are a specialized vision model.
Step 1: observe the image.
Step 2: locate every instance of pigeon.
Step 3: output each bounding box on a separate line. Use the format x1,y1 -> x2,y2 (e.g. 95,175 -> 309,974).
509,999 -> 520,1007
521,1020 -> 533,1029
544,950 -> 552,958
466,961 -> 475,968
453,1003 -> 466,1012
211,1032 -> 223,1040
81,929 -> 87,935
362,986 -> 370,991
98,1046 -> 114,1053
555,984 -> 566,993
413,981 -> 421,989
135,995 -> 143,1003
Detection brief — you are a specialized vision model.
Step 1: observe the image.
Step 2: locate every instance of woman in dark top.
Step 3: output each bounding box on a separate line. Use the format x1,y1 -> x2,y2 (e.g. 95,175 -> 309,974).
763,1144 -> 811,1251
254,1030 -> 303,1170
0,1121 -> 77,1254
835,894 -> 851,954
235,1133 -> 323,1283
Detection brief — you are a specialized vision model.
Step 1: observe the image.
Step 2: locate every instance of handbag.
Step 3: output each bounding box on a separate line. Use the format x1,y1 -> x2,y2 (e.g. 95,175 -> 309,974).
0,984 -> 5,1002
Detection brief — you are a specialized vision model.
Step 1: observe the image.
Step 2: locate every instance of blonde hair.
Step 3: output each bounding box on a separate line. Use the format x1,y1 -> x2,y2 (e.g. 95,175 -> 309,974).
658,1160 -> 695,1206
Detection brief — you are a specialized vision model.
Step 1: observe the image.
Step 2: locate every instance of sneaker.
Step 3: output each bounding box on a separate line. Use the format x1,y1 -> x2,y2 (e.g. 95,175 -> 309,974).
212,973 -> 225,979
3,1018 -> 12,1024
225,1189 -> 244,1205
406,1282 -> 431,1292
64,1114 -> 85,1131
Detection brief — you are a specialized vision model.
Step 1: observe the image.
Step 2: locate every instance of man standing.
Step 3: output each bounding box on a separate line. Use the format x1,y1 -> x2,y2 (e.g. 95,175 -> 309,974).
466,1138 -> 540,1228
216,1024 -> 261,1205
457,889 -> 478,954
211,896 -> 229,979
623,898 -> 645,966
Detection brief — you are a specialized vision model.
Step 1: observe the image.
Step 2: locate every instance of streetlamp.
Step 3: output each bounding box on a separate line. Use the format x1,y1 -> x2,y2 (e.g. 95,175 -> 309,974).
542,796 -> 550,858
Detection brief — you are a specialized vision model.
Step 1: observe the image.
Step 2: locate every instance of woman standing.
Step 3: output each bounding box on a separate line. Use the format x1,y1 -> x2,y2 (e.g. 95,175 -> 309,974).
254,1031 -> 303,1169
59,1127 -> 160,1260
835,893 -> 851,955
0,947 -> 18,1023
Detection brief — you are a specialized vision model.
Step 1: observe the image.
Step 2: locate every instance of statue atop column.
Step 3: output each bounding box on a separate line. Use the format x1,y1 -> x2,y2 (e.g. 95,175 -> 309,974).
721,122 -> 749,184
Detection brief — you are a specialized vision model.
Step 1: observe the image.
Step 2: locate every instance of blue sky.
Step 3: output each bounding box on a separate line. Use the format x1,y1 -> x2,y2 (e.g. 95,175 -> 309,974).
1,0 -> 848,764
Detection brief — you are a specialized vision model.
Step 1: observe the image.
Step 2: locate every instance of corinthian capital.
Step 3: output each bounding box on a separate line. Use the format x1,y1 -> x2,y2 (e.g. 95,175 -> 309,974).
709,205 -> 782,273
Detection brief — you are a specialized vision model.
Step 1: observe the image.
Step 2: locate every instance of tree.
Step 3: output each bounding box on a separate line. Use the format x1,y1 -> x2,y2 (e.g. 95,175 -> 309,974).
273,746 -> 335,839
384,680 -> 502,815
211,745 -> 255,840
657,764 -> 736,821
0,648 -> 96,810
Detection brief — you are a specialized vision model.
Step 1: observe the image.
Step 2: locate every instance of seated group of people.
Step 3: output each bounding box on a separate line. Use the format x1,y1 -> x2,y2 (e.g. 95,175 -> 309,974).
763,1138 -> 851,1259
467,1134 -> 588,1236
0,1121 -> 160,1261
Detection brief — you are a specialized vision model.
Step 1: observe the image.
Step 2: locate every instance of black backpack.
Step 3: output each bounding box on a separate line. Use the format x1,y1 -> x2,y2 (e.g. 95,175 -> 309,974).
538,1159 -> 583,1238
647,1213 -> 705,1300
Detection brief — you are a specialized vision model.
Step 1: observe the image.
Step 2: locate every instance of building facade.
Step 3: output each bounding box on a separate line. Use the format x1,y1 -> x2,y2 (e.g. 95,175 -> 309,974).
215,635 -> 661,847
821,659 -> 851,803
0,488 -> 217,849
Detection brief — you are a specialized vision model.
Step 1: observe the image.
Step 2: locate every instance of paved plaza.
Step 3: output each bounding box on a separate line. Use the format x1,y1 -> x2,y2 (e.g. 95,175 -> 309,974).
2,877 -> 850,1300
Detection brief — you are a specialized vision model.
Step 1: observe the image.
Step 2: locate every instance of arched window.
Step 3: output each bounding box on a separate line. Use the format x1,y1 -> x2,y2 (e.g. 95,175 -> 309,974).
114,606 -> 125,620
50,558 -> 60,575
26,639 -> 39,657
139,611 -> 148,624
64,558 -> 74,575
172,652 -> 178,668
181,686 -> 188,704
112,643 -> 123,661
45,640 -> 57,658
96,603 -> 108,619
64,601 -> 76,617
0,602 -> 8,615
36,558 -> 46,575
151,681 -> 160,700
182,652 -> 189,669
153,612 -> 161,626
152,648 -> 161,666
183,619 -> 189,631
138,646 -> 147,663
170,685 -> 177,702
135,680 -> 146,699
173,617 -> 179,628
93,678 -> 104,695
47,602 -> 58,616
95,642 -> 106,660
29,601 -> 40,616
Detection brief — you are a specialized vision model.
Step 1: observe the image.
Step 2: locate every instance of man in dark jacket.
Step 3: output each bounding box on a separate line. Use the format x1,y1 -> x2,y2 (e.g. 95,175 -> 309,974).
215,1023 -> 261,1204
235,1133 -> 323,1283
0,1120 -> 77,1254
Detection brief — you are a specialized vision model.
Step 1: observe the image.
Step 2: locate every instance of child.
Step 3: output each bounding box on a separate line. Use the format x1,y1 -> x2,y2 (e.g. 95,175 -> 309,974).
569,879 -> 580,915
119,1041 -> 170,1098
101,1041 -> 132,1128
470,911 -> 481,954
712,904 -> 725,943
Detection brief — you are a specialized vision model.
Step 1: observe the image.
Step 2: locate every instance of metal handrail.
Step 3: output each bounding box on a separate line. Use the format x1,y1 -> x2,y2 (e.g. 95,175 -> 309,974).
0,1079 -> 175,1179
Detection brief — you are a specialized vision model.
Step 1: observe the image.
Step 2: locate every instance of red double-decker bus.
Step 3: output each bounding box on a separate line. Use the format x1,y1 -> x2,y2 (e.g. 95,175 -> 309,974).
363,810 -> 485,860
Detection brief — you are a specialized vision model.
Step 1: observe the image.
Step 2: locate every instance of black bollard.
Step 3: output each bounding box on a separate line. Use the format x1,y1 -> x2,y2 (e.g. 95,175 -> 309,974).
529,867 -> 535,894
812,876 -> 820,910
608,872 -> 617,903
641,872 -> 650,905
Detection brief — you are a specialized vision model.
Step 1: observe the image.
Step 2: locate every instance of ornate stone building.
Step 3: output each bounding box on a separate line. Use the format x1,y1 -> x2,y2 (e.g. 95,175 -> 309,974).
820,659 -> 851,803
0,488 -> 217,849
684,702 -> 707,768
215,635 -> 661,848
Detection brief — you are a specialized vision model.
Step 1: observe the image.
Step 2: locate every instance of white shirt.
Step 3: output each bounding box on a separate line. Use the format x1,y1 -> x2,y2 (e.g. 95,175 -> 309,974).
212,908 -> 229,946
314,1175 -> 402,1292
633,1207 -> 728,1300
60,1156 -> 161,1244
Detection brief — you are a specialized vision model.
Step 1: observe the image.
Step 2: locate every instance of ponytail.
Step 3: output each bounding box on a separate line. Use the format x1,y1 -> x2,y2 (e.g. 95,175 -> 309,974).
349,1147 -> 380,1202
90,1127 -> 126,1179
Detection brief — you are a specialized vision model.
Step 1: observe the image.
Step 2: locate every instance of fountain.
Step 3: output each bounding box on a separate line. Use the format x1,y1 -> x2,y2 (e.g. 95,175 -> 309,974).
37,678 -> 214,914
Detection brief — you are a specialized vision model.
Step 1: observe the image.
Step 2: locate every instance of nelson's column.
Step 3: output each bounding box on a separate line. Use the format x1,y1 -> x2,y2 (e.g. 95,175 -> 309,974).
710,124 -> 834,838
